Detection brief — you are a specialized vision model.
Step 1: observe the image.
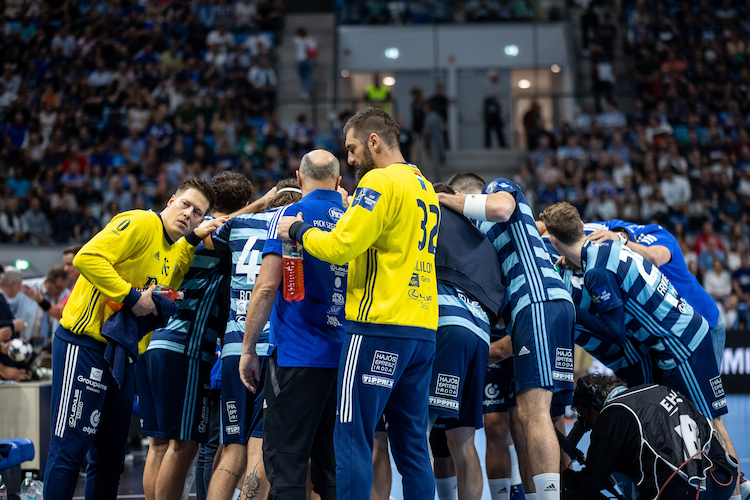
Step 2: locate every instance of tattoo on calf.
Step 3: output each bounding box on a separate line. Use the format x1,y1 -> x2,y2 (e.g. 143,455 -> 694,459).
243,464 -> 262,500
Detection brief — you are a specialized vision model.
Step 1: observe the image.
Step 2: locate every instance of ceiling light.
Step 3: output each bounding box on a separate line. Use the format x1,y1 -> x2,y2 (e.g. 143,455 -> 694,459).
385,47 -> 400,59
551,64 -> 561,73
504,44 -> 519,56
518,79 -> 531,89
383,76 -> 396,86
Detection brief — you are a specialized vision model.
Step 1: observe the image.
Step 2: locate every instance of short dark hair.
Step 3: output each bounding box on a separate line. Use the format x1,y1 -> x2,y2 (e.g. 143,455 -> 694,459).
211,172 -> 254,214
62,244 -> 83,257
539,202 -> 585,246
432,182 -> 455,194
343,107 -> 400,150
175,177 -> 216,214
573,373 -> 627,411
266,178 -> 302,211
447,172 -> 486,194
47,264 -> 67,283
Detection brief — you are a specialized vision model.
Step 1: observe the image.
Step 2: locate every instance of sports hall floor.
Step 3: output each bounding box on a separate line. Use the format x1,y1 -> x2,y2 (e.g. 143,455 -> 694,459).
71,395 -> 750,500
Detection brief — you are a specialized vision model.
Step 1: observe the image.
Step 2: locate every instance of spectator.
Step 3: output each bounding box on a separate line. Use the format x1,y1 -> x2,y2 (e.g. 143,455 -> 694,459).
483,70 -> 507,148
698,237 -> 727,272
293,26 -> 316,99
206,22 -> 236,53
695,220 -> 726,256
24,197 -> 50,245
732,254 -> 750,304
15,265 -> 68,347
423,101 -> 446,177
659,167 -> 691,216
703,259 -> 732,302
242,26 -> 273,58
0,197 -> 27,244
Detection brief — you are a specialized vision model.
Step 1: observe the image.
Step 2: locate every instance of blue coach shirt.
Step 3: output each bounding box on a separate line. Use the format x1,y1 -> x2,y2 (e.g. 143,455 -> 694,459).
585,220 -> 719,328
263,190 -> 348,368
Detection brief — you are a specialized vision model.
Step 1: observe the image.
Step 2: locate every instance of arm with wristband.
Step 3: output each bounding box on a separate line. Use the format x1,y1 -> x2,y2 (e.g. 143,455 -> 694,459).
436,191 -> 516,222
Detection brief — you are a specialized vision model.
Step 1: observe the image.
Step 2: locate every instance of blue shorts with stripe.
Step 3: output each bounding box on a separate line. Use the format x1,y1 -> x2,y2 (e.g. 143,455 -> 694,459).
511,300 -> 574,394
136,349 -> 212,442
655,330 -> 728,419
220,355 -> 266,444
483,357 -> 515,414
429,325 -> 488,429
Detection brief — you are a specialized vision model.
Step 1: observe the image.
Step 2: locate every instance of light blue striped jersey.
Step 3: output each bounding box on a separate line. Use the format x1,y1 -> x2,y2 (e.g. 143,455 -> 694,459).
437,283 -> 491,345
478,178 -> 572,329
212,209 -> 279,358
581,239 -> 710,368
148,222 -> 230,364
584,220 -> 719,328
543,237 -> 649,371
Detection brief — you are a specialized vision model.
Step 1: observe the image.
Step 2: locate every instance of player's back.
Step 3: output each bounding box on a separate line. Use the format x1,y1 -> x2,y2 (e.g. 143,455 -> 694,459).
582,240 -> 709,365
478,178 -> 571,325
148,237 -> 229,363
346,163 -> 439,336
214,210 -> 278,357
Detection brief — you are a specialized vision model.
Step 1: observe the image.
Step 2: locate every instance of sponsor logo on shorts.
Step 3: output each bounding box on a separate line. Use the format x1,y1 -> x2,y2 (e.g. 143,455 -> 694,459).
362,374 -> 393,389
518,346 -> 530,356
435,374 -> 460,398
483,398 -> 505,407
330,264 -> 347,276
89,367 -> 103,382
327,305 -> 342,315
712,398 -> 727,410
332,293 -> 345,305
83,409 -> 100,435
484,383 -> 499,400
429,396 -> 459,411
198,397 -> 209,433
77,375 -> 108,393
371,351 -> 398,376
555,348 -> 573,371
334,277 -> 343,290
226,401 -> 238,423
68,389 -> 84,428
552,371 -> 574,383
225,425 -> 240,435
709,376 -> 725,398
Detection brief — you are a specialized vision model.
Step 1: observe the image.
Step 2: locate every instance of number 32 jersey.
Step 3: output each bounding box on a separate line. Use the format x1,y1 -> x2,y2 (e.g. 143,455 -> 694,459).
301,163 -> 439,339
212,210 -> 278,357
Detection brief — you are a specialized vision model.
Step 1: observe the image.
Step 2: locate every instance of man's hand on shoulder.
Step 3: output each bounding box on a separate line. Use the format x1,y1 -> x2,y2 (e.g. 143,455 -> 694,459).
586,229 -> 621,244
277,212 -> 305,240
194,216 -> 228,239
436,192 -> 465,214
131,284 -> 157,317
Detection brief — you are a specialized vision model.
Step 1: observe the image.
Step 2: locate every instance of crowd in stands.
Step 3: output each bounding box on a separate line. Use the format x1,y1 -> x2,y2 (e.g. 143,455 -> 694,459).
339,0 -> 562,25
0,0 -> 336,246
523,0 -> 750,331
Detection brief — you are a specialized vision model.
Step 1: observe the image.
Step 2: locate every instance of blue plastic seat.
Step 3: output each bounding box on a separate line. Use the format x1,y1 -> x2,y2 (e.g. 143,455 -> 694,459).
0,439 -> 35,470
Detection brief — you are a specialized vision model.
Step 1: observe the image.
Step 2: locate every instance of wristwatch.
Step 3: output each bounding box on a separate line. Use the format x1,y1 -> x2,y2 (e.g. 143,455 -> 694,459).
617,232 -> 629,245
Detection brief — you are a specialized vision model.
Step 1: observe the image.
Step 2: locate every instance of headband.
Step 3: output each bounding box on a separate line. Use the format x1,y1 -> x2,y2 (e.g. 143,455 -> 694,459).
276,187 -> 302,195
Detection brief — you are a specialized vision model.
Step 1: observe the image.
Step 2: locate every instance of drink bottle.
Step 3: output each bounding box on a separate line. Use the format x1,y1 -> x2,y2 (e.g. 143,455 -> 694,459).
21,472 -> 37,500
154,286 -> 185,301
282,240 -> 305,302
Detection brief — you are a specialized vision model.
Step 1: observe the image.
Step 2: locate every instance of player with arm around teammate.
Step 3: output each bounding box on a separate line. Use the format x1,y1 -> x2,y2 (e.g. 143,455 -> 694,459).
205,178 -> 302,500
276,108 -> 440,500
137,172 -> 255,500
44,178 -> 222,500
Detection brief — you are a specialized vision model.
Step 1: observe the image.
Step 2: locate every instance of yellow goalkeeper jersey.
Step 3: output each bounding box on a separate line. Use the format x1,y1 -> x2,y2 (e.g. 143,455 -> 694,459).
301,162 -> 439,340
60,209 -> 197,352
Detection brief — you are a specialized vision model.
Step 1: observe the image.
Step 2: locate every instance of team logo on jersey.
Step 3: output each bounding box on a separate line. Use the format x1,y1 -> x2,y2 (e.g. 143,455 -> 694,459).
414,173 -> 427,191
116,219 -> 131,232
351,187 -> 381,212
153,252 -> 160,260
484,181 -> 511,193
409,273 -> 420,287
329,208 -> 344,220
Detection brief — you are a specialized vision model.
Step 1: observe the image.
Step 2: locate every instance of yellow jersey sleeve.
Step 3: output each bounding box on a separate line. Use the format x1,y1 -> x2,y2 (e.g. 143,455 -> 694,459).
302,169 -> 392,265
72,211 -> 153,304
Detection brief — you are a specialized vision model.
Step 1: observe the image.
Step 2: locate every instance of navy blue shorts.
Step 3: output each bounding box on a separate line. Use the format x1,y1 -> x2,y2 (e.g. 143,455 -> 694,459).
656,333 -> 728,419
511,301 -> 574,394
220,355 -> 267,445
483,357 -> 515,414
551,391 -> 572,418
429,325 -> 488,429
137,349 -> 212,442
375,414 -> 387,432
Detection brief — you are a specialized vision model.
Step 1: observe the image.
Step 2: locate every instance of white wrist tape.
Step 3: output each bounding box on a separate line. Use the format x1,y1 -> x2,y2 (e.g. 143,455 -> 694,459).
463,194 -> 488,221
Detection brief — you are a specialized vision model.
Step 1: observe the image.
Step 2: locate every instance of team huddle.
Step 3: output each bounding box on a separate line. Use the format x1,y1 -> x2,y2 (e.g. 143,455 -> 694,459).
40,108 -> 741,500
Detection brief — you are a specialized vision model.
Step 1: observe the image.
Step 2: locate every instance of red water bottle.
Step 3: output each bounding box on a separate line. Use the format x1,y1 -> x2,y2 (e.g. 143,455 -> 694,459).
154,285 -> 185,301
283,240 -> 305,302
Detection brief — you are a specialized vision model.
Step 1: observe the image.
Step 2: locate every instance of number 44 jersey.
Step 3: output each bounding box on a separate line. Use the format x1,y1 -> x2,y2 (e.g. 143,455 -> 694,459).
212,210 -> 279,358
301,163 -> 439,339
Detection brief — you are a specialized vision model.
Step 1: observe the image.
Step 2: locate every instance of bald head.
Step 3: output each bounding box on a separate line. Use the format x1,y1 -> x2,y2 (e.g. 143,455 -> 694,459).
300,150 -> 340,181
